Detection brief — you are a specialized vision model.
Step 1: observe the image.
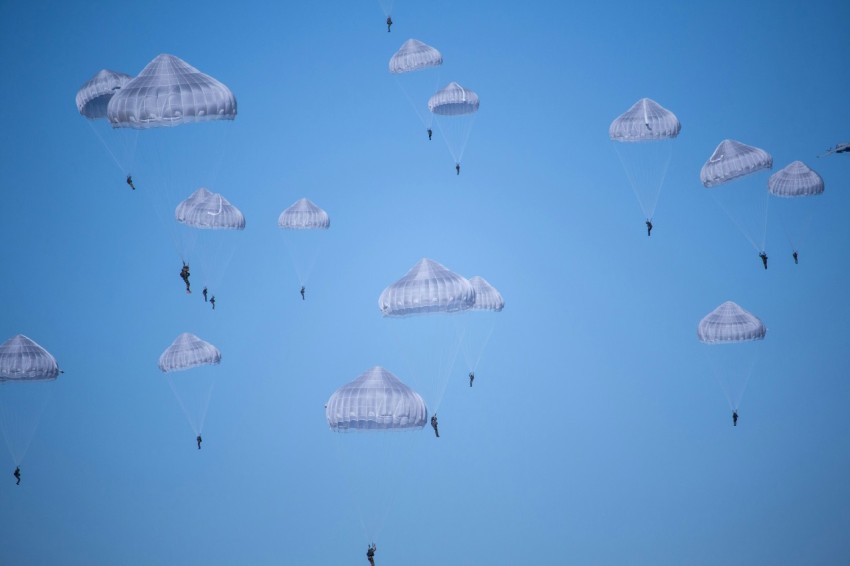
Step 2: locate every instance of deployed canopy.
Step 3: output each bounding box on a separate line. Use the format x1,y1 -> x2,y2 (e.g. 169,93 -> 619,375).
700,140 -> 773,187
379,258 -> 474,317
389,39 -> 443,74
697,301 -> 766,344
158,333 -> 221,373
609,98 -> 680,142
76,69 -> 132,120
0,335 -> 60,381
768,161 -> 824,198
277,198 -> 330,230
428,82 -> 479,116
468,276 -> 505,312
107,54 -> 236,129
326,366 -> 427,431
175,187 -> 245,230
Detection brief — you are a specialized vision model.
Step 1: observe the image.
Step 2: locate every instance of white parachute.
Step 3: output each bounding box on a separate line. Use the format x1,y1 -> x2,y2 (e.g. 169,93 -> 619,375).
698,301 -> 766,412
609,98 -> 680,225
0,335 -> 62,467
428,82 -> 480,169
158,333 -> 221,439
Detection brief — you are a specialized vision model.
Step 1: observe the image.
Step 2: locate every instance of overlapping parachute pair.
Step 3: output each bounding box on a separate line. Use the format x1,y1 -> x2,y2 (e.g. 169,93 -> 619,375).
389,39 -> 480,172
379,258 -> 503,410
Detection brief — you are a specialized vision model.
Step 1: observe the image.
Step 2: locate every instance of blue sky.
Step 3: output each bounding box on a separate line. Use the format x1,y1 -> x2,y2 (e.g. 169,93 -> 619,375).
1,1 -> 849,564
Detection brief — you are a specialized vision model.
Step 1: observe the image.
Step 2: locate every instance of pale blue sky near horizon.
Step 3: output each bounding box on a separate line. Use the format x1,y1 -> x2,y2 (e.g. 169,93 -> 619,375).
1,1 -> 849,564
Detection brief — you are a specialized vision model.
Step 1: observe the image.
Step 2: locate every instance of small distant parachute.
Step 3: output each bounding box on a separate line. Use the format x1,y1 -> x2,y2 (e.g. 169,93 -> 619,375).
609,98 -> 680,224
158,333 -> 221,373
700,139 -> 772,188
159,333 -> 221,438
76,69 -> 132,120
175,187 -> 246,230
277,198 -> 330,230
0,335 -> 61,381
698,301 -> 766,413
768,161 -> 824,198
697,301 -> 766,344
0,335 -> 62,467
768,161 -> 824,259
326,366 -> 427,431
389,39 -> 442,74
277,198 -> 330,289
428,82 -> 480,167
379,258 -> 474,317
107,53 -> 236,129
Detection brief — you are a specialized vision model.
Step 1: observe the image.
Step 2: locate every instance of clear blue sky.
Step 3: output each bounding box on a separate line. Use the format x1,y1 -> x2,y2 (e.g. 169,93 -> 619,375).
1,1 -> 849,564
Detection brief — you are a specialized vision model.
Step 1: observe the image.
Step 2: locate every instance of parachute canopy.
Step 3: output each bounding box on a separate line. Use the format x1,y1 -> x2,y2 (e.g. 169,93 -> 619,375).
700,139 -> 773,187
277,198 -> 330,230
468,276 -> 505,312
428,82 -> 479,116
768,161 -> 824,198
175,187 -> 245,230
0,335 -> 60,381
76,69 -> 132,120
608,98 -> 681,142
326,366 -> 427,431
697,301 -> 766,344
158,333 -> 221,373
379,258 -> 474,317
107,54 -> 236,129
389,39 -> 443,74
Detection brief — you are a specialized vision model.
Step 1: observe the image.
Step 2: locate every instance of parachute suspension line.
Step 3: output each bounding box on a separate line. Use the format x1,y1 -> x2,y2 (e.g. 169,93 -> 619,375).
651,145 -> 674,220
167,375 -> 216,436
734,349 -> 761,410
429,325 -> 464,414
395,80 -> 430,131
758,190 -> 770,253
333,434 -> 371,542
282,235 -> 320,287
0,386 -> 53,466
709,191 -> 761,253
614,146 -> 650,220
87,121 -> 126,174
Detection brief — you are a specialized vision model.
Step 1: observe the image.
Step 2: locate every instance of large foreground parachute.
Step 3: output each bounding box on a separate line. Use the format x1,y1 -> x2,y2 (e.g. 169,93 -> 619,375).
76,69 -> 133,120
698,301 -> 766,412
609,98 -> 680,224
326,366 -> 427,431
379,258 -> 474,317
107,54 -> 236,129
